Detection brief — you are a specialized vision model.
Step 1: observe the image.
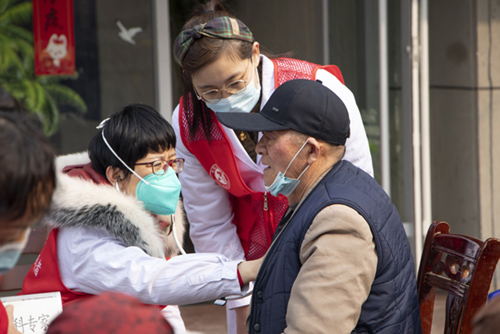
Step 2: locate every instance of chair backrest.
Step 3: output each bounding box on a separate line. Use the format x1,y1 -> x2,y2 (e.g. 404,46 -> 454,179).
417,221 -> 500,334
0,226 -> 50,295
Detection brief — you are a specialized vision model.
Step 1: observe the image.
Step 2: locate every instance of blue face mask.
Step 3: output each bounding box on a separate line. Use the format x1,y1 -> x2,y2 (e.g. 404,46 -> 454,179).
0,228 -> 31,274
99,127 -> 182,216
265,140 -> 310,197
205,59 -> 261,113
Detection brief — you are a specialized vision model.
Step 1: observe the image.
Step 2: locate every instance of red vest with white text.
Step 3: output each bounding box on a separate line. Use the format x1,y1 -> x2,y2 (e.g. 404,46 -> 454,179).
179,58 -> 345,260
19,163 -> 169,308
19,164 -> 106,305
19,228 -> 90,305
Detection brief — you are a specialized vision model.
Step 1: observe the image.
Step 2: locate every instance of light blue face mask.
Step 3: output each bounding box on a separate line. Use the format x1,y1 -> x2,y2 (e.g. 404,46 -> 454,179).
265,140 -> 310,197
98,125 -> 182,216
0,228 -> 31,274
134,167 -> 181,215
205,59 -> 261,113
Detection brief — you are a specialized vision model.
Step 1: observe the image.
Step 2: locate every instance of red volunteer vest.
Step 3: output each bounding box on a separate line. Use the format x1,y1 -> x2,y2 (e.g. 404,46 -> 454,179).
0,299 -> 8,334
19,164 -> 168,308
179,58 -> 344,260
20,228 -> 90,305
19,164 -> 101,304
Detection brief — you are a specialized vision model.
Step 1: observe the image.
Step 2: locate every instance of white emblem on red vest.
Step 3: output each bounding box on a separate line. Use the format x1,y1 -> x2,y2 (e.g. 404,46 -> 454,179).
33,256 -> 42,277
210,164 -> 231,190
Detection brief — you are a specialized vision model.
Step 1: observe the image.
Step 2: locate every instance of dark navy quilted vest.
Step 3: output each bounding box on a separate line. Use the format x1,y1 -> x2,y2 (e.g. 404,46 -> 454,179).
249,160 -> 422,334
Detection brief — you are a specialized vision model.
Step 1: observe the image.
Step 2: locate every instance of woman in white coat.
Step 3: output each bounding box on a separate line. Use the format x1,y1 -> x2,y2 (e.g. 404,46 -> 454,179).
20,104 -> 261,334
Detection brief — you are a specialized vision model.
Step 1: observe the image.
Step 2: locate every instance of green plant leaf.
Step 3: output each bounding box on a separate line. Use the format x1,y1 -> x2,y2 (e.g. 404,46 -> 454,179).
14,38 -> 34,70
0,1 -> 32,26
19,79 -> 37,110
0,0 -> 87,135
3,24 -> 33,42
41,93 -> 59,135
43,83 -> 88,112
0,36 -> 25,73
0,0 -> 17,20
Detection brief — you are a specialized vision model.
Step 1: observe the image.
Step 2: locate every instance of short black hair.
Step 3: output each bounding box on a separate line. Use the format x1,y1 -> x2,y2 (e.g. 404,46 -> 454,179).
88,104 -> 176,179
0,111 -> 56,225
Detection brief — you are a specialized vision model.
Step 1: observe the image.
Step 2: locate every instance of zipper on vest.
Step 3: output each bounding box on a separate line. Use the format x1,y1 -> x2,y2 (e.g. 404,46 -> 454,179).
263,192 -> 268,211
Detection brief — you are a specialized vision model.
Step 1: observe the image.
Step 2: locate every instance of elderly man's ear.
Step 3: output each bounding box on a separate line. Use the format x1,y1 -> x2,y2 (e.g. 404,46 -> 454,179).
305,138 -> 321,165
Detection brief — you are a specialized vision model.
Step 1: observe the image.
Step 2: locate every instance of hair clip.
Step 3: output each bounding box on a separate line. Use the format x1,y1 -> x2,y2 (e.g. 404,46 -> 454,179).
96,118 -> 110,129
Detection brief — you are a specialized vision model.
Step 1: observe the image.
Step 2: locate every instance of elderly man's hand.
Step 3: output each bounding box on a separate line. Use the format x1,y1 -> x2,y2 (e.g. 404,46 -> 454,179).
237,256 -> 264,284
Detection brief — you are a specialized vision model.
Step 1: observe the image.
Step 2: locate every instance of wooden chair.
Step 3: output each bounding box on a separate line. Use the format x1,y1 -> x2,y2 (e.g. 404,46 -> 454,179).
417,221 -> 500,334
0,226 -> 50,295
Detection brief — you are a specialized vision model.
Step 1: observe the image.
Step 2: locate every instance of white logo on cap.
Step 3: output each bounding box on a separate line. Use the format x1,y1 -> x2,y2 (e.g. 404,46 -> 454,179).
210,164 -> 231,190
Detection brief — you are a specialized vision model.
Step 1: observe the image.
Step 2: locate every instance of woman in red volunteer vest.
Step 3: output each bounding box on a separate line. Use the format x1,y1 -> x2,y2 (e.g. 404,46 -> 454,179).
171,1 -> 374,332
0,111 -> 56,334
19,104 -> 262,334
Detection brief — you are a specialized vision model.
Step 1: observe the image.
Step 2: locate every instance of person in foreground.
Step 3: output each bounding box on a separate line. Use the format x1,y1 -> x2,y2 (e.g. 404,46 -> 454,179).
19,104 -> 261,334
0,111 -> 56,334
47,292 -> 173,334
217,79 -> 422,334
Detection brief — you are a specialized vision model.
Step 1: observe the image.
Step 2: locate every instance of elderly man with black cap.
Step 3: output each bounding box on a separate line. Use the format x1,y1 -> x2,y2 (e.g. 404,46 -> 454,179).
216,79 -> 422,334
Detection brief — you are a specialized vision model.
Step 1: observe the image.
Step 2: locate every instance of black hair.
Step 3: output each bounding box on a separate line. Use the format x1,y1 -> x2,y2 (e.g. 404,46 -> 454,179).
88,103 -> 176,179
0,111 -> 56,225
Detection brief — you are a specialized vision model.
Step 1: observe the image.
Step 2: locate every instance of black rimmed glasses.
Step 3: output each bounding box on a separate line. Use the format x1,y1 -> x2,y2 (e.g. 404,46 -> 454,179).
194,59 -> 254,103
135,158 -> 185,175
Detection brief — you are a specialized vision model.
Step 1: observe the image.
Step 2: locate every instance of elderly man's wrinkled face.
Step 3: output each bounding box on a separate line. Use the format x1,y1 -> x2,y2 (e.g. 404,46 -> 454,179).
255,130 -> 308,187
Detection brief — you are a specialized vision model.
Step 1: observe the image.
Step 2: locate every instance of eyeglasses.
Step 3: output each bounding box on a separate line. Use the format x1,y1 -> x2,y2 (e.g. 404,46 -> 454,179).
135,158 -> 185,175
195,59 -> 254,103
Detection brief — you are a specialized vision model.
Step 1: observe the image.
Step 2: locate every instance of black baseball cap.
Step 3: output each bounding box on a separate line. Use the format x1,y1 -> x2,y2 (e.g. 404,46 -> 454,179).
216,79 -> 350,145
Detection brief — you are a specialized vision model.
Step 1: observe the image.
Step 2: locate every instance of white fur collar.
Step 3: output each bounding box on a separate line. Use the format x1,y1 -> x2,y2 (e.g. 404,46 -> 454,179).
50,152 -> 186,258
49,172 -> 166,258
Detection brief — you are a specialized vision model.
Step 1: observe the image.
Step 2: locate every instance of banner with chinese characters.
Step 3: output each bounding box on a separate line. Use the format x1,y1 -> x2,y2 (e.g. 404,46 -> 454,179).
33,0 -> 75,76
0,292 -> 62,334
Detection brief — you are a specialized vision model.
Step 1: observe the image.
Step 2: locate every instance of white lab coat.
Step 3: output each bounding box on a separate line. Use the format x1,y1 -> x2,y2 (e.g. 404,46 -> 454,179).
46,164 -> 246,334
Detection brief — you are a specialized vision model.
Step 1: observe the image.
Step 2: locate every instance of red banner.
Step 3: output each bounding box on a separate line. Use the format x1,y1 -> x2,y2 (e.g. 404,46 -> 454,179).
33,0 -> 75,76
